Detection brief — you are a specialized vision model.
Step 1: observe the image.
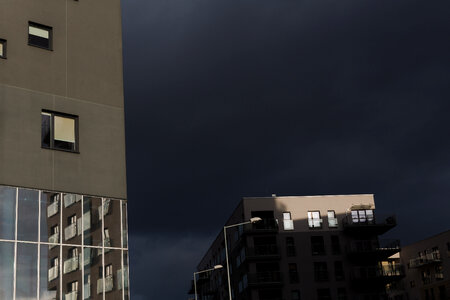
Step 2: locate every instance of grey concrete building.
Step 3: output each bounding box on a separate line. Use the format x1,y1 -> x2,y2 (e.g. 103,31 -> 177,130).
388,230 -> 450,300
190,195 -> 402,300
0,0 -> 130,299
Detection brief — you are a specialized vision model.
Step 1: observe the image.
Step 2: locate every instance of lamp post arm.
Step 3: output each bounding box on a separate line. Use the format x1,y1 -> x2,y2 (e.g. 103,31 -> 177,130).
224,220 -> 251,229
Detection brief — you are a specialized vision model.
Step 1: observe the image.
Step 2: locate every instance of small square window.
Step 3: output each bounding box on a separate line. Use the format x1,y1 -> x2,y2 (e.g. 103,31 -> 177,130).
41,110 -> 78,152
28,22 -> 52,50
0,39 -> 6,58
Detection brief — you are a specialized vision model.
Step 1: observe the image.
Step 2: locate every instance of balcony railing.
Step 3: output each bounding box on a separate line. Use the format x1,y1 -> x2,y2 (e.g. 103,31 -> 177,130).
117,267 -> 129,290
347,239 -> 400,254
342,213 -> 396,235
351,265 -> 404,281
64,194 -> 81,208
409,252 -> 441,268
48,265 -> 59,282
64,223 -> 77,241
247,244 -> 279,258
64,291 -> 78,300
243,219 -> 279,233
47,201 -> 59,217
63,256 -> 79,274
248,271 -> 282,285
97,275 -> 114,294
48,233 -> 59,249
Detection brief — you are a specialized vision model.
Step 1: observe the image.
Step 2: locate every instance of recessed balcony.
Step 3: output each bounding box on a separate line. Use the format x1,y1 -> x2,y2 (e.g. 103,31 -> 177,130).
342,214 -> 396,235
351,265 -> 405,286
248,271 -> 282,287
243,219 -> 279,235
346,239 -> 400,261
409,251 -> 441,268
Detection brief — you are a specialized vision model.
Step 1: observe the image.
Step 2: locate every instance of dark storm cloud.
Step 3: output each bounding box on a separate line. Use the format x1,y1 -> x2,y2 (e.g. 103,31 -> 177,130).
121,0 -> 450,298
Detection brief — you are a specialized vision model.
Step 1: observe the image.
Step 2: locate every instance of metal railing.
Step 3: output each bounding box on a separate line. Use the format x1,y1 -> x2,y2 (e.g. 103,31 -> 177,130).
97,275 -> 114,294
63,256 -> 79,274
47,201 -> 59,217
48,265 -> 59,282
64,223 -> 77,241
409,251 -> 441,268
342,213 -> 396,227
347,239 -> 400,253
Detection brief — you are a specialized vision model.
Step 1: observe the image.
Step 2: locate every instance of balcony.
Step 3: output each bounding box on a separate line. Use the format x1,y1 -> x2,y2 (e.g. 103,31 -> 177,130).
47,201 -> 59,217
63,256 -> 79,274
248,271 -> 282,287
346,239 -> 400,261
64,291 -> 78,300
246,245 -> 280,260
48,265 -> 59,282
64,223 -> 77,241
351,265 -> 405,286
97,275 -> 114,294
409,252 -> 441,268
342,213 -> 396,235
48,233 -> 59,249
117,267 -> 129,290
243,219 -> 279,234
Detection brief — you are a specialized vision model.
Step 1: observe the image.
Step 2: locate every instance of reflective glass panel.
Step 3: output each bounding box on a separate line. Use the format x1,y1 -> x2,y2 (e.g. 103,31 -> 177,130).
84,247 -> 103,299
42,192 -> 60,244
62,193 -> 82,245
17,243 -> 38,300
18,188 -> 39,241
104,249 -> 122,299
122,201 -> 128,248
40,244 -> 58,300
123,251 -> 129,300
0,186 -> 16,240
104,199 -> 121,248
0,241 -> 14,299
83,197 -> 102,246
62,246 -> 82,299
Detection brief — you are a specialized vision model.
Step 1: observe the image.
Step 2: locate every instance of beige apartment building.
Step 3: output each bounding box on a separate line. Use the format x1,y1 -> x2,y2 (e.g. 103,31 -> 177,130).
190,194 -> 402,300
388,230 -> 450,300
0,0 -> 129,299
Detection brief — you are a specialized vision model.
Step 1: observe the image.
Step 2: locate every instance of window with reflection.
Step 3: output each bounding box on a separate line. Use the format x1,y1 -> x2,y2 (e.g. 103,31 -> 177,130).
18,188 -> 39,241
40,245 -> 58,300
0,242 -> 14,299
17,243 -> 38,299
83,197 -> 102,246
0,186 -> 16,240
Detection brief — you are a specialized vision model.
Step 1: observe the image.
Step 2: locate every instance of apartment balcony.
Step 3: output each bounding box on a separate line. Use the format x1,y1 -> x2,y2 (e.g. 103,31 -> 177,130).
64,223 -> 77,241
48,233 -> 59,249
248,271 -> 282,287
351,265 -> 405,286
409,252 -> 441,268
246,245 -> 280,260
47,201 -> 59,217
48,265 -> 59,282
63,256 -> 79,274
243,219 -> 279,235
97,275 -> 114,294
64,291 -> 78,300
342,214 -> 396,235
346,239 -> 400,261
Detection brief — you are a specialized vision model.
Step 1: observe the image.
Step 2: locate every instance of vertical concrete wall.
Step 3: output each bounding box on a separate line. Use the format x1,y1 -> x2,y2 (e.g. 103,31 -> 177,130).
0,0 -> 127,199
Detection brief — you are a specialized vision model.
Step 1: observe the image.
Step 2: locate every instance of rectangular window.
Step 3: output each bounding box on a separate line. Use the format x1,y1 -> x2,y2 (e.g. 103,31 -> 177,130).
314,262 -> 328,282
311,236 -> 325,255
351,209 -> 374,223
327,210 -> 338,228
0,39 -> 6,58
283,212 -> 294,230
308,211 -> 322,228
286,237 -> 296,257
106,264 -> 113,277
288,263 -> 299,283
41,110 -> 78,152
28,22 -> 52,50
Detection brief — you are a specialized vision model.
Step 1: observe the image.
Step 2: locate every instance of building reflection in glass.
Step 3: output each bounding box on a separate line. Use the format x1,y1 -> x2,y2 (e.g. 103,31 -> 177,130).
0,185 -> 130,300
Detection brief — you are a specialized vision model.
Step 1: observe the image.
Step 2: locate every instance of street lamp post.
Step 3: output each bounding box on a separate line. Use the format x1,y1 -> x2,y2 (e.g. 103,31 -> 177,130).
224,217 -> 262,300
193,264 -> 223,300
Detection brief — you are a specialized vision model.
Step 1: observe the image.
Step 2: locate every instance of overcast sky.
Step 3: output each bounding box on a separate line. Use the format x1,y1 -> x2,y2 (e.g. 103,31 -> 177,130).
121,0 -> 450,298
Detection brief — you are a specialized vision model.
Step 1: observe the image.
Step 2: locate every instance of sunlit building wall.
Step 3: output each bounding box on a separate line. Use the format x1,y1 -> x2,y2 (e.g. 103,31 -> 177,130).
0,0 -> 129,299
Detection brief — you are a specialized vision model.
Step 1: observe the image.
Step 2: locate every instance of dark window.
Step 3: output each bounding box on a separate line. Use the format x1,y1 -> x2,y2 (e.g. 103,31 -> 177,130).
439,285 -> 446,300
291,290 -> 300,300
334,261 -> 345,280
0,39 -> 6,58
317,288 -> 331,300
311,236 -> 325,255
337,288 -> 347,300
28,22 -> 52,50
314,262 -> 328,282
286,237 -> 296,257
288,263 -> 299,284
41,111 -> 78,152
331,235 -> 341,254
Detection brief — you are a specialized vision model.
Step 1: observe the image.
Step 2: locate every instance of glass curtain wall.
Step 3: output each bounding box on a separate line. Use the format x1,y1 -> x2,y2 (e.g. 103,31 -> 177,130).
0,184 -> 130,300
